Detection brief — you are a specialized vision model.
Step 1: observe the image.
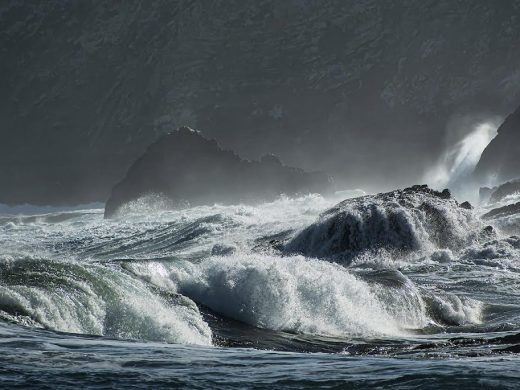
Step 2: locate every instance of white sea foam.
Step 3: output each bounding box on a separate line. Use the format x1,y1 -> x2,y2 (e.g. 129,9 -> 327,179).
165,253 -> 483,338
0,256 -> 212,345
0,192 -> 500,345
169,254 -> 423,337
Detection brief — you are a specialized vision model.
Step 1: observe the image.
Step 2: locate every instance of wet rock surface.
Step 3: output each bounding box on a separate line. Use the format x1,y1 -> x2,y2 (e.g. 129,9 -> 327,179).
284,185 -> 481,261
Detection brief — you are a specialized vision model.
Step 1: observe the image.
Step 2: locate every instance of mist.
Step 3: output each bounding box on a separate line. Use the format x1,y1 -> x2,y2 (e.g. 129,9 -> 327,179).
424,116 -> 502,202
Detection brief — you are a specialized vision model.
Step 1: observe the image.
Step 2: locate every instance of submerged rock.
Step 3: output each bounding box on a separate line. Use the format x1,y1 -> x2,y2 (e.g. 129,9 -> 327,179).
104,127 -> 334,217
284,185 -> 482,261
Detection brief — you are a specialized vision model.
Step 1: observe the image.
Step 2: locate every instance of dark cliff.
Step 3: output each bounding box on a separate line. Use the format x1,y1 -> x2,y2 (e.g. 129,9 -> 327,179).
104,127 -> 333,217
2,1 -> 520,204
474,105 -> 520,184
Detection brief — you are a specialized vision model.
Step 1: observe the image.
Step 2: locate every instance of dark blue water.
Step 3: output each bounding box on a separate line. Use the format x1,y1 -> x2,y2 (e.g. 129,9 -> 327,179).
2,323 -> 520,389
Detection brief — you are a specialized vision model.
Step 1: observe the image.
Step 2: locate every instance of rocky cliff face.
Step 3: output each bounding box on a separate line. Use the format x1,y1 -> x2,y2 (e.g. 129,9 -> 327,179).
2,1 -> 520,204
474,106 -> 520,185
104,127 -> 333,217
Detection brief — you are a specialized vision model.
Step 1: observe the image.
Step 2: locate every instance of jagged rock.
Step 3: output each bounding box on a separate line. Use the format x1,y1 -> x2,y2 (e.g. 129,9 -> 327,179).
479,179 -> 520,205
460,201 -> 473,210
474,105 -> 520,184
479,225 -> 496,241
284,185 -> 481,262
440,189 -> 452,199
104,127 -> 334,217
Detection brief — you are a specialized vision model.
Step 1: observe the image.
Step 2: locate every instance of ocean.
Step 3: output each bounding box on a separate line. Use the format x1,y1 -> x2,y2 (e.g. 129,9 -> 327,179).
1,192 -> 520,389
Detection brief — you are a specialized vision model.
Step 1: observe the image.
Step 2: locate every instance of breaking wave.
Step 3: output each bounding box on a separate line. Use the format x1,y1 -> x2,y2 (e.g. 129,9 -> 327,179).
1,190 -> 519,349
0,255 -> 212,345
164,254 -> 482,338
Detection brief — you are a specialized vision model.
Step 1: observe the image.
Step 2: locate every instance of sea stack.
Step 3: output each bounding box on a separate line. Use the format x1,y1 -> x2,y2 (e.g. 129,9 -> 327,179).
104,127 -> 334,217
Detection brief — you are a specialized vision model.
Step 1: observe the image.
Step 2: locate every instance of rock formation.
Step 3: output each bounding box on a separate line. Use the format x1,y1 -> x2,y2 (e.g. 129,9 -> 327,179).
104,127 -> 334,217
474,105 -> 520,184
284,185 -> 483,262
489,180 -> 520,203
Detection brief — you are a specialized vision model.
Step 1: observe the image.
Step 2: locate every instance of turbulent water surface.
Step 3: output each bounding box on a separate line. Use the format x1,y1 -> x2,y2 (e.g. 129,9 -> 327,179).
1,193 -> 520,388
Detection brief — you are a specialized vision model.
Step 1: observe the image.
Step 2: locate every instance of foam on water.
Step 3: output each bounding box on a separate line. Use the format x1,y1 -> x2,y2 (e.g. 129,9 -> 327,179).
168,254 -> 424,337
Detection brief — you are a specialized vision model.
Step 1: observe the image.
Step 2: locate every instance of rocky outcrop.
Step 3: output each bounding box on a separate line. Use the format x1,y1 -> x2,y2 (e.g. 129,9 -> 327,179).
2,1 -> 520,205
104,127 -> 334,217
284,185 -> 483,262
474,105 -> 520,184
479,179 -> 520,235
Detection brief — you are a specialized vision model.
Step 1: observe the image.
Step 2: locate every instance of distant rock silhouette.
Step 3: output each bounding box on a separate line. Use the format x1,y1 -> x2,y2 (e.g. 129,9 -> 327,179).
104,127 -> 334,217
479,179 -> 520,205
474,105 -> 520,184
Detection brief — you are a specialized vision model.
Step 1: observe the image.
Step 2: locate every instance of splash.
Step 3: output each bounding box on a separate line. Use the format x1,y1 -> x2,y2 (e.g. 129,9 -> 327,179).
426,121 -> 499,192
169,254 -> 429,337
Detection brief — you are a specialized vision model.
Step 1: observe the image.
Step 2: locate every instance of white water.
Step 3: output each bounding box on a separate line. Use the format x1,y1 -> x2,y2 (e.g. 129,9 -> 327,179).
0,256 -> 212,345
170,254 -> 426,337
425,120 -> 500,199
1,190 -> 507,344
